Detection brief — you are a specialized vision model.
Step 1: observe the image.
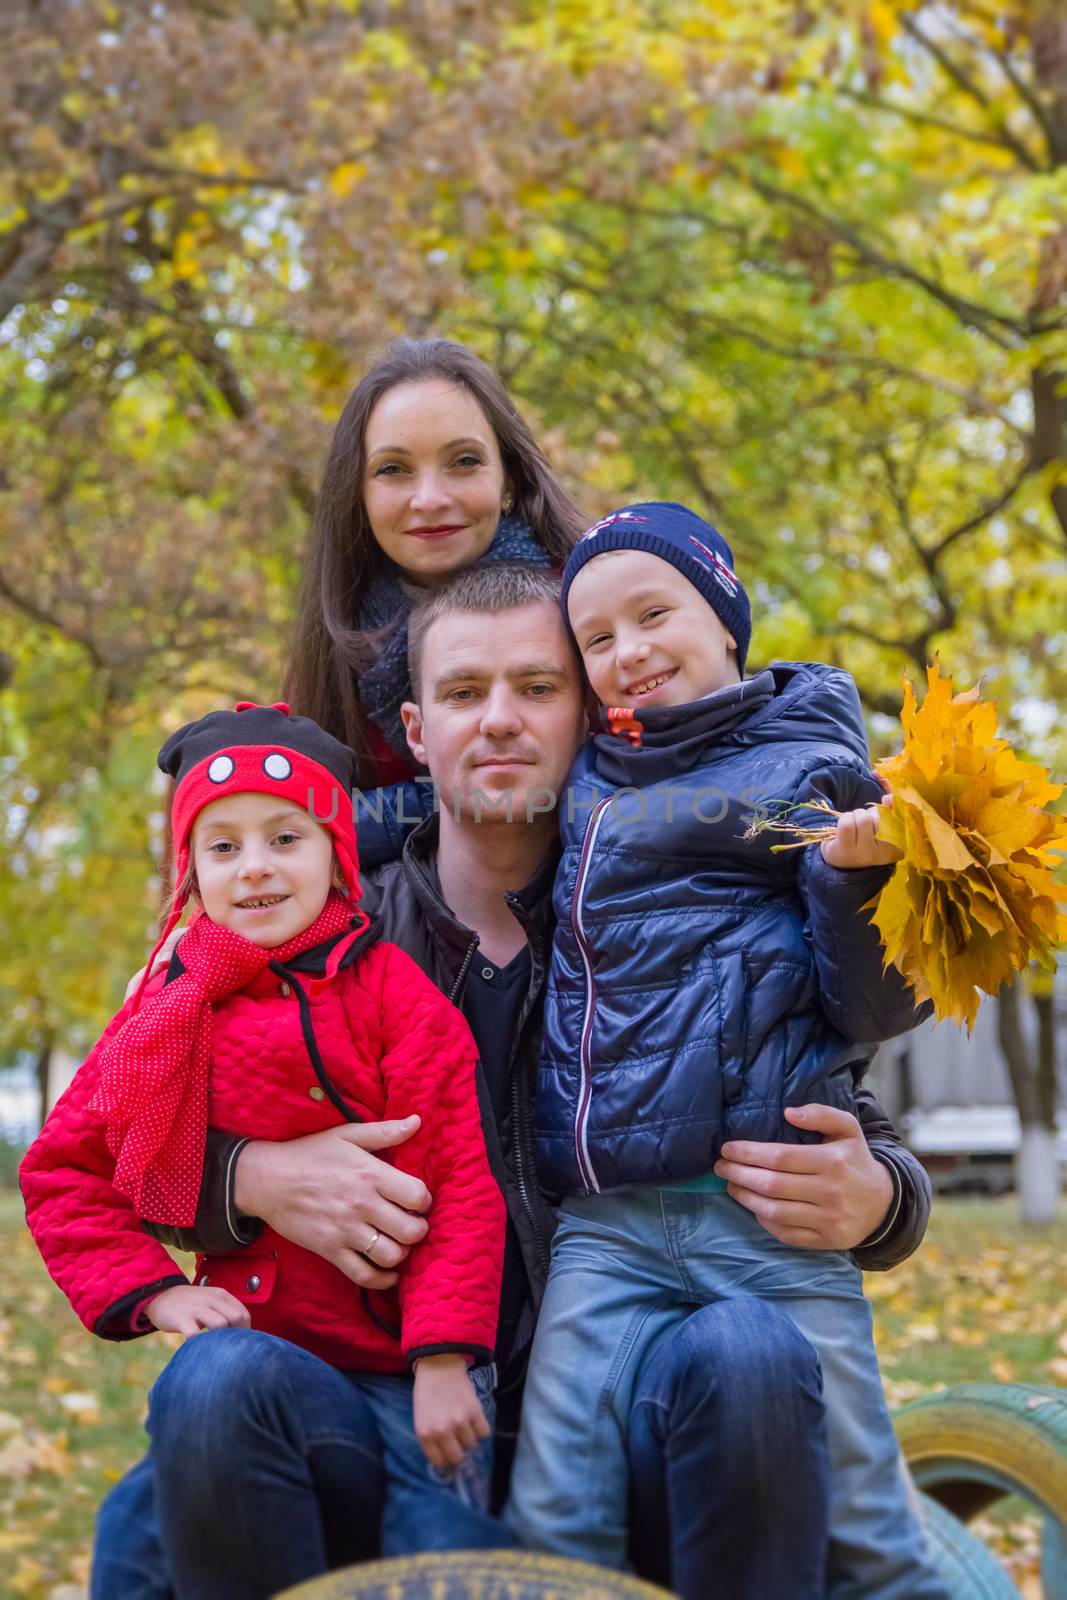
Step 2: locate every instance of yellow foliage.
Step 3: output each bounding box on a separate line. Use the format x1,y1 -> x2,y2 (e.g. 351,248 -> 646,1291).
171,229 -> 203,281
871,662 -> 1067,1031
328,160 -> 367,198
867,0 -> 900,48
174,125 -> 226,178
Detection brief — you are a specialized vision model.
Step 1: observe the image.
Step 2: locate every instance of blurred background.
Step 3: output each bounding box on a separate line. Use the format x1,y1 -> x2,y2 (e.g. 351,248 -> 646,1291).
0,2 -> 1065,1594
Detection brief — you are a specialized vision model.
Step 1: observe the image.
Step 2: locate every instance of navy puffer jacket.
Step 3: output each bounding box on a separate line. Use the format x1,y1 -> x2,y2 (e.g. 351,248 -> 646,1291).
535,663 -> 926,1197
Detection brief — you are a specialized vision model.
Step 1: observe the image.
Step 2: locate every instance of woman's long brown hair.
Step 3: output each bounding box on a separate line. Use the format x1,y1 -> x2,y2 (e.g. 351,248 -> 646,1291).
285,338 -> 586,780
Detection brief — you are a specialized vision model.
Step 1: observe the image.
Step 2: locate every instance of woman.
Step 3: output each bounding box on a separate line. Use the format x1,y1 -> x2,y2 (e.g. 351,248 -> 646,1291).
286,337 -> 584,787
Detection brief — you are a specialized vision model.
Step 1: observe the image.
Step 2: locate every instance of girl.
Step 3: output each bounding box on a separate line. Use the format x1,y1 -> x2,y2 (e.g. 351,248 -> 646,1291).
21,701 -> 507,1586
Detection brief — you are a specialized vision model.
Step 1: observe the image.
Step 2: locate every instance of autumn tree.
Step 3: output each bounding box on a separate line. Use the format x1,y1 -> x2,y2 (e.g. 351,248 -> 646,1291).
1,2 -> 1063,1194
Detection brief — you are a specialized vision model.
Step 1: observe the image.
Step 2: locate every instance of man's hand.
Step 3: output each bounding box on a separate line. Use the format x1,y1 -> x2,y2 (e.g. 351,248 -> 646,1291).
124,927 -> 183,1002
145,1284 -> 251,1336
233,1117 -> 430,1290
713,1104 -> 895,1250
820,797 -> 900,871
413,1354 -> 490,1470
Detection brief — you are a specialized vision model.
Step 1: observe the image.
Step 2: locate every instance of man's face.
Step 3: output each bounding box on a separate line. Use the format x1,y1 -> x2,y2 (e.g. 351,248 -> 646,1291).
401,601 -> 587,826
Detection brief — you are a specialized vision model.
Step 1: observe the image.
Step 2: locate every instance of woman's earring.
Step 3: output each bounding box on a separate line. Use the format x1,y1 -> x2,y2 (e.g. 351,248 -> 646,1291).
502,494 -> 514,516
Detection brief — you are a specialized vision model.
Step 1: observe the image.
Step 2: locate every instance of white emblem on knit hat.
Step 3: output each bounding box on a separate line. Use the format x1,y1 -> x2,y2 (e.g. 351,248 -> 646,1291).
687,534 -> 739,597
207,755 -> 235,783
263,753 -> 292,780
581,511 -> 650,542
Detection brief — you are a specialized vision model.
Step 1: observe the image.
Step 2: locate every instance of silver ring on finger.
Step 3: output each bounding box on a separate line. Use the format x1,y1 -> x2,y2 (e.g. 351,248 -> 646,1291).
362,1227 -> 382,1264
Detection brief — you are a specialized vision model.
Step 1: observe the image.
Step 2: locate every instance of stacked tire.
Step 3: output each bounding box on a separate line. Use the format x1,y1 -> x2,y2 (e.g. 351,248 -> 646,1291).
277,1550 -> 673,1598
897,1384 -> 1067,1597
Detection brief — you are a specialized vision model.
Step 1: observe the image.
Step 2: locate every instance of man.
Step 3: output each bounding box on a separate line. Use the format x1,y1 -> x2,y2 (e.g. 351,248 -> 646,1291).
93,566 -> 930,1600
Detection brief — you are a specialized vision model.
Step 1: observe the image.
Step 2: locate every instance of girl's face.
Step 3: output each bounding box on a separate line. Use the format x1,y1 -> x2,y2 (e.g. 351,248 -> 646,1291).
192,791 -> 336,948
361,379 -> 509,586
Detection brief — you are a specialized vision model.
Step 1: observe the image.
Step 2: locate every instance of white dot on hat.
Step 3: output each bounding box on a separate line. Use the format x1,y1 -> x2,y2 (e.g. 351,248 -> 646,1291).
208,755 -> 235,783
263,753 -> 292,780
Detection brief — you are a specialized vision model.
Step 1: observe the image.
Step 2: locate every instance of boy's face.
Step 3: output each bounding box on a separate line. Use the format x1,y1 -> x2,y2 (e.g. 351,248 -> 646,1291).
192,791 -> 336,948
567,549 -> 740,709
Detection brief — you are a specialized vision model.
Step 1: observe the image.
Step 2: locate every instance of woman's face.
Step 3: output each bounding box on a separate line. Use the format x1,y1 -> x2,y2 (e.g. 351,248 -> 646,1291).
362,379 -> 509,586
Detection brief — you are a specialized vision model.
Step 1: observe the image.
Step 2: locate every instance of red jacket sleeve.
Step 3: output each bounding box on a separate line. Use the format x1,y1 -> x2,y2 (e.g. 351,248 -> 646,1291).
19,985 -> 189,1340
349,944 -> 505,1365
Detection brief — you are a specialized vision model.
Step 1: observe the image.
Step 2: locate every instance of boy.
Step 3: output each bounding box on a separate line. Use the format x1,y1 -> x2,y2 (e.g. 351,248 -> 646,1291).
506,504 -> 948,1599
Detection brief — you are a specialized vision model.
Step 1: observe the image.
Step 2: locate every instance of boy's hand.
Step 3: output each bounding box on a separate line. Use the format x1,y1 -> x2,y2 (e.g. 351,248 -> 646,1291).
413,1354 -> 490,1470
820,797 -> 900,870
145,1284 -> 251,1336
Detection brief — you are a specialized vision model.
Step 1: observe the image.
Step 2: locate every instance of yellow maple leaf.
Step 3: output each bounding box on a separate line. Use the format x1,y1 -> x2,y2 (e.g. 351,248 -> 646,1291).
328,160 -> 367,199
870,661 -> 1067,1030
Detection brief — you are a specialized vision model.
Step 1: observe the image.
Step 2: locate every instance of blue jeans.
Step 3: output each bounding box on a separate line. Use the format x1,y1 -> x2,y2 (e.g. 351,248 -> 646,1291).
92,1301 -> 830,1600
94,1330 -> 504,1600
507,1188 -> 949,1600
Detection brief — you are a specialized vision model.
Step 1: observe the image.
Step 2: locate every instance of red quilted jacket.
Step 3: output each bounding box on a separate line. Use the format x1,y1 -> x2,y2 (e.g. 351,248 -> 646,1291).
20,932 -> 505,1372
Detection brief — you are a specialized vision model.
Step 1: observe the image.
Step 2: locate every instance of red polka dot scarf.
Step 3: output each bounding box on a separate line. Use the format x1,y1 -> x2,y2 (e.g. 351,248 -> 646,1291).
90,891 -> 361,1225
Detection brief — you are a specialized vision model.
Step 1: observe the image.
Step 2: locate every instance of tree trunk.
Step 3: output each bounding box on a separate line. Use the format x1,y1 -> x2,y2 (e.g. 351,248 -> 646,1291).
1034,989 -> 1059,1128
34,1036 -> 54,1133
897,1043 -> 916,1121
998,976 -> 1060,1224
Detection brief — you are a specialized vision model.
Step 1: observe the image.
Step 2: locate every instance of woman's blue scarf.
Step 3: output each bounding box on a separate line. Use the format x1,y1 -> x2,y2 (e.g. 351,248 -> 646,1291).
355,516 -> 551,758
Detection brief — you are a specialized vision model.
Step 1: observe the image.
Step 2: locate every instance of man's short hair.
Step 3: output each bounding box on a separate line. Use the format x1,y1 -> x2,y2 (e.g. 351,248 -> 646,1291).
407,563 -> 566,699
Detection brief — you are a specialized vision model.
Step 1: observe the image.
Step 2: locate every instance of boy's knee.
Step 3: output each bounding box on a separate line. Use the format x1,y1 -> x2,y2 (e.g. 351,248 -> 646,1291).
636,1299 -> 822,1423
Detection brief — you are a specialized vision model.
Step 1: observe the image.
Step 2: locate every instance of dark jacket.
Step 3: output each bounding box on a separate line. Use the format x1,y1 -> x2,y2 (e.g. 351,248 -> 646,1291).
536,664 -> 929,1196
150,813 -> 932,1324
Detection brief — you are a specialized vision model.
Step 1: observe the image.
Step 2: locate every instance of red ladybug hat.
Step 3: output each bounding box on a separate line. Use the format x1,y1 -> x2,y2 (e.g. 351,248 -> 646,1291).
135,702 -> 362,1007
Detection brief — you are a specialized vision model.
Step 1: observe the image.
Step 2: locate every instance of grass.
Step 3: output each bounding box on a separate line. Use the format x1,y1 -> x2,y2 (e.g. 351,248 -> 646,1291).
0,1190 -> 1064,1598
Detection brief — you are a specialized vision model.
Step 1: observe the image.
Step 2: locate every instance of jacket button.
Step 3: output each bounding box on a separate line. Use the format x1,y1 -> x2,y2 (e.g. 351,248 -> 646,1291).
198,1274 -> 210,1286
481,966 -> 495,980
246,1275 -> 261,1292
308,1086 -> 325,1102
278,982 -> 291,997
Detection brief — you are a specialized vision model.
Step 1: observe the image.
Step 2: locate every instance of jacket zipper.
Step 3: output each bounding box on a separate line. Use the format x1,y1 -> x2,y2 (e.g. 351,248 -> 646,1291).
448,937 -> 478,1004
571,796 -> 613,1194
450,923 -> 551,1279
503,891 -> 554,1277
510,1054 -> 551,1278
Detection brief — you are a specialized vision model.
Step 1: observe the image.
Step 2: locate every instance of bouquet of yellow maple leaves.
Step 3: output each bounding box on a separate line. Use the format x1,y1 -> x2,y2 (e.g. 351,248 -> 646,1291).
751,662 -> 1067,1030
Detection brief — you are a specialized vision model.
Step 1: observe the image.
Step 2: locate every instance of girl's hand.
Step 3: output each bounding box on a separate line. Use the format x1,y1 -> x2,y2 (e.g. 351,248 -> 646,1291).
820,797 -> 899,870
413,1354 -> 490,1469
144,1284 -> 251,1336
124,927 -> 183,1002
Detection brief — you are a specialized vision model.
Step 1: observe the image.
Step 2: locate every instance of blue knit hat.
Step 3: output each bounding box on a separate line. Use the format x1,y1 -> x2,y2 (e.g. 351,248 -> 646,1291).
561,502 -> 752,673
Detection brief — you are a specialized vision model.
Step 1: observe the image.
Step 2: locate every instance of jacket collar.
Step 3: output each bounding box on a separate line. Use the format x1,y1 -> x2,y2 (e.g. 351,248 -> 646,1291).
402,815 -> 558,966
164,914 -> 381,988
593,670 -> 777,784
